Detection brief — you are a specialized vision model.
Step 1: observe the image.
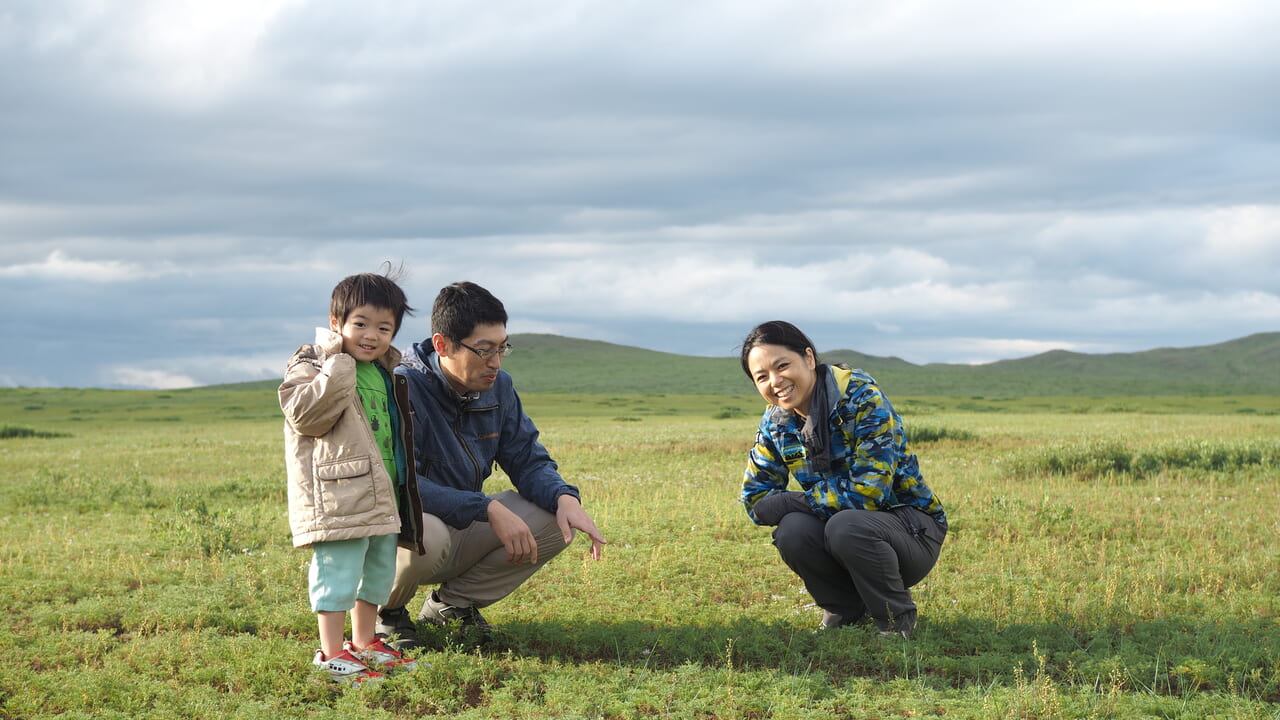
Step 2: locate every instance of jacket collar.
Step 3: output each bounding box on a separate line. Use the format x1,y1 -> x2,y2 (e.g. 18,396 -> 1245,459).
829,364 -> 853,397
765,363 -> 854,430
408,341 -> 484,405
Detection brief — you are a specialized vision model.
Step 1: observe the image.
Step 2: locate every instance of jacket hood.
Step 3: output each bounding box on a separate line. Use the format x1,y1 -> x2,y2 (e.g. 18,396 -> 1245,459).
403,341 -> 440,381
315,327 -> 343,355
404,341 -> 472,400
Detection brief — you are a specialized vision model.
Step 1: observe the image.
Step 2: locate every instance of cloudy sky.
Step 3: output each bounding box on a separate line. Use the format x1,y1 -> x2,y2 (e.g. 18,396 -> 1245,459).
2,0 -> 1277,389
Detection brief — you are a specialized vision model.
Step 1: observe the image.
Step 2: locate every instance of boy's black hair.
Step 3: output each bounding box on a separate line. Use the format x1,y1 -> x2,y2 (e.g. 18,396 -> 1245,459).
431,281 -> 508,342
739,320 -> 819,377
329,263 -> 415,337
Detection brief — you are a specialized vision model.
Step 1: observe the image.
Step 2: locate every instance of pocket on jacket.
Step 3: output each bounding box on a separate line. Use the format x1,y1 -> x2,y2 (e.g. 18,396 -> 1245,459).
315,455 -> 377,516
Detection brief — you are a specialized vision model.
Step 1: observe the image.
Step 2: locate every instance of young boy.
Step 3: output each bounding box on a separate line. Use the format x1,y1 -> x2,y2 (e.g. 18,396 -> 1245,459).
279,269 -> 426,683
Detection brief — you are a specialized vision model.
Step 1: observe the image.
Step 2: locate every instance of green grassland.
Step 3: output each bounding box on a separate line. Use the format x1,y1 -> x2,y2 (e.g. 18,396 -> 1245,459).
2,382 -> 1279,719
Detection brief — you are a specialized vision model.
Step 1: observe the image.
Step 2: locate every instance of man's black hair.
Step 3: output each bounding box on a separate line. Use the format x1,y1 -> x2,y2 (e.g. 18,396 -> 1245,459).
431,281 -> 508,342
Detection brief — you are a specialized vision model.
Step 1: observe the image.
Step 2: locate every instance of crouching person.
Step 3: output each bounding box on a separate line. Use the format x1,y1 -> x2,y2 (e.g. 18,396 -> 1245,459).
376,281 -> 606,648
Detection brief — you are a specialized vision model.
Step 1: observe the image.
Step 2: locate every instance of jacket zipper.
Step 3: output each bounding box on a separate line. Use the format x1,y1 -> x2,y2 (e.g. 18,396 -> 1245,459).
393,374 -> 424,554
451,401 -> 496,489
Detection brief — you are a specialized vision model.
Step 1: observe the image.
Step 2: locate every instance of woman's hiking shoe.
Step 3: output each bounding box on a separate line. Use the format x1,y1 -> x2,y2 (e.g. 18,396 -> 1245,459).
816,610 -> 867,631
374,605 -> 421,650
419,589 -> 493,632
345,638 -> 419,672
312,649 -> 384,684
877,611 -> 916,639
818,610 -> 850,630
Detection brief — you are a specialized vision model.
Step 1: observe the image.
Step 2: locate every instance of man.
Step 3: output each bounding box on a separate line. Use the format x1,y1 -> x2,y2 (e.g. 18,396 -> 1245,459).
376,281 -> 606,648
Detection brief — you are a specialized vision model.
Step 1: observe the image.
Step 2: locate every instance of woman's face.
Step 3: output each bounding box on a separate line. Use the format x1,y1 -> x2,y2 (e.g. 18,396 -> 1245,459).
746,343 -> 817,415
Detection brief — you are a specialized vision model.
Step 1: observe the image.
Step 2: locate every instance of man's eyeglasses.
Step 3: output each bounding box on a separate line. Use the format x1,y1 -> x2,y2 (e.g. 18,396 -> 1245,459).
457,341 -> 513,361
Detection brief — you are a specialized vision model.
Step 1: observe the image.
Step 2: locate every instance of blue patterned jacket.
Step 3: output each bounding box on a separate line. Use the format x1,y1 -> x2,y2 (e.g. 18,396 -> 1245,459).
742,365 -> 946,526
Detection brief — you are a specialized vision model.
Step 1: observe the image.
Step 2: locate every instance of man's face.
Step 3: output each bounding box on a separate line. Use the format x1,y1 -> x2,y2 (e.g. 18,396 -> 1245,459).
435,322 -> 508,395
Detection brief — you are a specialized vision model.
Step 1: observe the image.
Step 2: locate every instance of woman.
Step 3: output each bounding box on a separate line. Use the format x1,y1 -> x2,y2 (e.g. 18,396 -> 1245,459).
739,321 -> 947,637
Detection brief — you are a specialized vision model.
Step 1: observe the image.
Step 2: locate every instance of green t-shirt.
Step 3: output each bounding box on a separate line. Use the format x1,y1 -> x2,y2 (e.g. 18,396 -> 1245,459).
355,361 -> 397,484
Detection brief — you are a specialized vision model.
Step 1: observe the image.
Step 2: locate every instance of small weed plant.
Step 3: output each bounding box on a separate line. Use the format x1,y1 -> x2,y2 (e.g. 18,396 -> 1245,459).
0,424 -> 70,439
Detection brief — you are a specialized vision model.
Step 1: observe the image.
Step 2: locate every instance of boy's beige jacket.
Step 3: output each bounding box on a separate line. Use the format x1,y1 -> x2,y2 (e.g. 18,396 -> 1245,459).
279,328 -> 402,548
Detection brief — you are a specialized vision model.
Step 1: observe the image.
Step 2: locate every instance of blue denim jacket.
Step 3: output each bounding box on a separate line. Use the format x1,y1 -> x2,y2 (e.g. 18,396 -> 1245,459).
396,342 -> 580,529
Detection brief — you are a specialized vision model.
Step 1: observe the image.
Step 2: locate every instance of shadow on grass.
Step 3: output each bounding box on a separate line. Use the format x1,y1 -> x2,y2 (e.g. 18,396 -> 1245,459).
413,613 -> 1280,701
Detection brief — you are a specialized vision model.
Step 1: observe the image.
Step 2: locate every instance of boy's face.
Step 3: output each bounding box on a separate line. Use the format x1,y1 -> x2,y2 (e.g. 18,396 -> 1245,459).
330,304 -> 397,363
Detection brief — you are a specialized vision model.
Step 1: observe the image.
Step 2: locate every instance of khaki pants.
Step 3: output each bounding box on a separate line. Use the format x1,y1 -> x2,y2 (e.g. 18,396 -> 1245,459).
386,490 -> 568,611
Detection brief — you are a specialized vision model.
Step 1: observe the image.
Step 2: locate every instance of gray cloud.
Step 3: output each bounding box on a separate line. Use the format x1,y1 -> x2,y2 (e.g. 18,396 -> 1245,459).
1,0 -> 1277,388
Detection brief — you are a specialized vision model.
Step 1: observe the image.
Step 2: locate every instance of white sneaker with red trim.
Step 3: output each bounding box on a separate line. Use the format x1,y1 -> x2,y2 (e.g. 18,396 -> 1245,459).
346,638 -> 419,672
313,648 -> 385,684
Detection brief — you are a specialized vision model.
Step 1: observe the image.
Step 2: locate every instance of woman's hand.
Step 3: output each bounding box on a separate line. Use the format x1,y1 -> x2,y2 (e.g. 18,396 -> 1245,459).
753,491 -> 815,526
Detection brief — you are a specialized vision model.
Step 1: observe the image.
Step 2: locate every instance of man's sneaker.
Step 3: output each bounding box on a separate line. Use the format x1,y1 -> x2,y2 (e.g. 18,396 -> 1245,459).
313,649 -> 384,684
419,590 -> 493,633
375,605 -> 422,650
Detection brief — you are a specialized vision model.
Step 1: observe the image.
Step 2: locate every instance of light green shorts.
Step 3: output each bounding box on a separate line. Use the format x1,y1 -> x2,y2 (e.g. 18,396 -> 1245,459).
308,534 -> 398,613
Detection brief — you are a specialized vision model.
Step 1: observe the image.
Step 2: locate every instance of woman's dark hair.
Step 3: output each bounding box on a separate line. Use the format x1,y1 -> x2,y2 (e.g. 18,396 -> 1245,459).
739,320 -> 819,377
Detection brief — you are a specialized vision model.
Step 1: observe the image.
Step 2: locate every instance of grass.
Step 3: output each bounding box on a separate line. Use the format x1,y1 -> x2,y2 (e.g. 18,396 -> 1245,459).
1,386 -> 1279,718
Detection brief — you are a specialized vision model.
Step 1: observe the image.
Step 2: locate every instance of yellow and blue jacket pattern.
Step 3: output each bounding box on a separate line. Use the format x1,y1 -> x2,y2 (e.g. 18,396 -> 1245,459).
742,365 -> 946,526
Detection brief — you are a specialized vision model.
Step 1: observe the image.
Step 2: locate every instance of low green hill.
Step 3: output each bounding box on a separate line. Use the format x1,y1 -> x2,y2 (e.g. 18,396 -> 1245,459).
949,332 -> 1280,397
196,331 -> 1280,397
499,334 -> 749,394
500,332 -> 1280,397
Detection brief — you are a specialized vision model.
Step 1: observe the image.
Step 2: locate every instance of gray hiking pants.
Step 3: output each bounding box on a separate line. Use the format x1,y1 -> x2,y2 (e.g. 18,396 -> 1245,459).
772,506 -> 946,633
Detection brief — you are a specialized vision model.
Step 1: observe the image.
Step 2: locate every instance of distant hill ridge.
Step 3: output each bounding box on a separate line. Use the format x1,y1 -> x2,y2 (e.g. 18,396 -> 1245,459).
500,331 -> 1280,396
225,332 -> 1278,396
